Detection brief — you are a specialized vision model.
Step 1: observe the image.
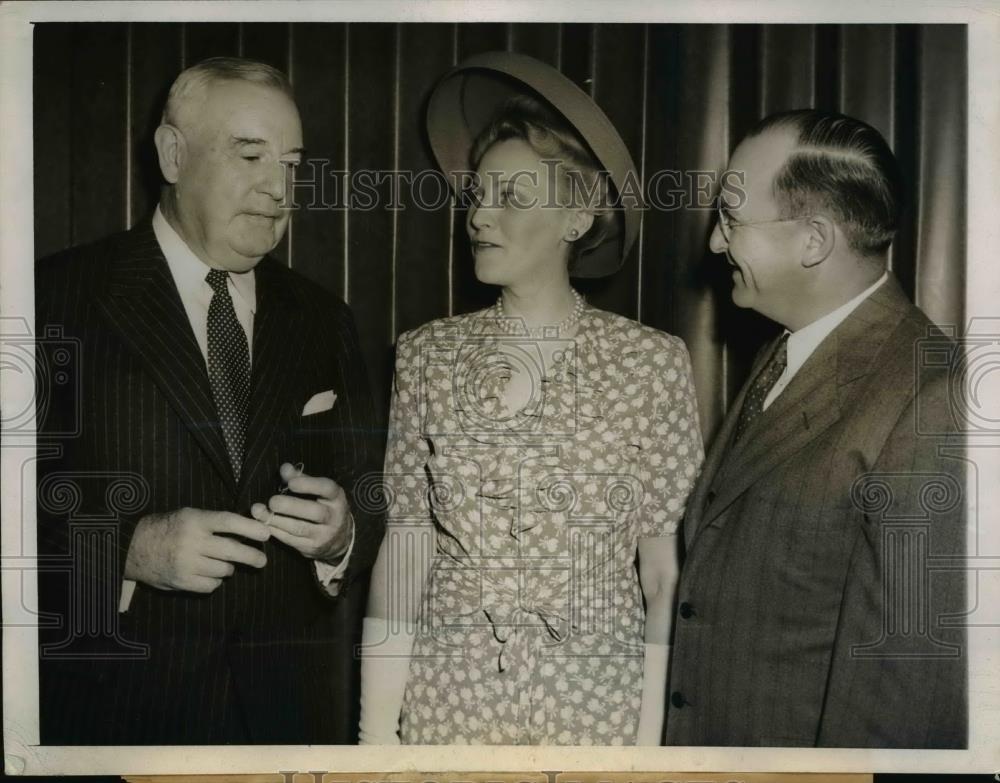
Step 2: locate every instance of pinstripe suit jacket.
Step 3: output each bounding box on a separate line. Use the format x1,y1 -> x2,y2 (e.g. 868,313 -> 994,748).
35,220 -> 385,744
665,275 -> 967,748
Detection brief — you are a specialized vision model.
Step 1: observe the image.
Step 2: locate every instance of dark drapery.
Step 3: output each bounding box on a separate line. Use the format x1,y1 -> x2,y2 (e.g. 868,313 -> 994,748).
32,21 -> 967,740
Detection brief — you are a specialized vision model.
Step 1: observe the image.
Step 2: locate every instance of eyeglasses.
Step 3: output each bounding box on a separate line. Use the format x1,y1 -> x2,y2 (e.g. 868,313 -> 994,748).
716,199 -> 809,242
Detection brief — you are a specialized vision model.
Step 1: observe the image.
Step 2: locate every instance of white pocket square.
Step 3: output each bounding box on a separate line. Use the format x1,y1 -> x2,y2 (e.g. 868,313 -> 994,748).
302,390 -> 337,416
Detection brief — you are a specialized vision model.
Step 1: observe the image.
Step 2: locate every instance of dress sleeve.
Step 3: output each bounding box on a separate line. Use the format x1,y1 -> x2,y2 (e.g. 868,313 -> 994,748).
383,330 -> 434,526
637,335 -> 705,538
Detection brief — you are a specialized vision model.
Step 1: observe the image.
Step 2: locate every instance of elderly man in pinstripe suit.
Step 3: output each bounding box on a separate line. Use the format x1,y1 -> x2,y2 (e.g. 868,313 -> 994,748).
35,58 -> 384,744
664,110 -> 966,748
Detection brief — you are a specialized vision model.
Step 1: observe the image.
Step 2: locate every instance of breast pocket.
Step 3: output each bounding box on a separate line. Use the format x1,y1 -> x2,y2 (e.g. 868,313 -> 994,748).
292,404 -> 345,482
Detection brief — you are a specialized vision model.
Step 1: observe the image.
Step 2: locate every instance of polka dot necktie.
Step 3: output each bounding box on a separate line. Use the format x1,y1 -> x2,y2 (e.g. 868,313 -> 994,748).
206,269 -> 251,480
733,332 -> 789,443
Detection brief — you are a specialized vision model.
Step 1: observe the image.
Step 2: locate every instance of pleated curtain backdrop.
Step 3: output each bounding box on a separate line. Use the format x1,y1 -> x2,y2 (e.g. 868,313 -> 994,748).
32,21 -> 967,739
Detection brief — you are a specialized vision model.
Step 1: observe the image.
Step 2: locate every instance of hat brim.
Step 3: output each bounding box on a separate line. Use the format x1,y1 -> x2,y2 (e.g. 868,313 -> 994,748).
426,51 -> 640,279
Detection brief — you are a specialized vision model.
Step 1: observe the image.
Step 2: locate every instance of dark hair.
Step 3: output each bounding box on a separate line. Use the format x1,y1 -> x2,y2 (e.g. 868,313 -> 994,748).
748,109 -> 903,256
469,95 -> 618,274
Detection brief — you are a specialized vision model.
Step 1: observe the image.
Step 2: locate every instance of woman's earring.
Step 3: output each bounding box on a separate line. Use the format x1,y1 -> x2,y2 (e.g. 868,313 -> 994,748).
567,228 -> 579,241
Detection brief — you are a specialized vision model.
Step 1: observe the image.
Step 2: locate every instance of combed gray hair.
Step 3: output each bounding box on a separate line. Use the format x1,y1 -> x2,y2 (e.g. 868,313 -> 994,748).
161,56 -> 294,129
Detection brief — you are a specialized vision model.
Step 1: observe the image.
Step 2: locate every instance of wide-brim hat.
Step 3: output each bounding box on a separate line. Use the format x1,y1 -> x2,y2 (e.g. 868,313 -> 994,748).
426,51 -> 640,279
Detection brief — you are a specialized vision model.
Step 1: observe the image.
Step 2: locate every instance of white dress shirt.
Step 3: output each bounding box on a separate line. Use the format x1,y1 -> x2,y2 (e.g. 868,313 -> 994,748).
763,272 -> 889,411
119,208 -> 353,611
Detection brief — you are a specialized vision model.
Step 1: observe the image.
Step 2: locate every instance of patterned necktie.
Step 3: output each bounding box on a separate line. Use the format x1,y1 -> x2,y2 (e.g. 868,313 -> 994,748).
733,332 -> 789,443
206,269 -> 251,479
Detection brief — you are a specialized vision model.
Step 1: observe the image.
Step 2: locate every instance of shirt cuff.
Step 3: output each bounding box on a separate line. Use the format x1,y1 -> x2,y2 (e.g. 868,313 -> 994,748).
119,579 -> 137,613
313,512 -> 355,595
118,517 -> 356,607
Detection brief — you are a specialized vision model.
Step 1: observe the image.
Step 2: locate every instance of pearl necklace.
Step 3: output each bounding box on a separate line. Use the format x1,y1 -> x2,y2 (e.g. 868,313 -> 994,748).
493,289 -> 585,336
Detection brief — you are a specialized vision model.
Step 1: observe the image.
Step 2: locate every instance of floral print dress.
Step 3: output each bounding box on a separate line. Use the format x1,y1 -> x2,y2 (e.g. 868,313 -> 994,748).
383,305 -> 703,745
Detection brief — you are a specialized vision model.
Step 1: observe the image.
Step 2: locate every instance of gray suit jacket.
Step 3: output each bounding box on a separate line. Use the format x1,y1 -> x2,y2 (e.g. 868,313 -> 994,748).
665,275 -> 967,748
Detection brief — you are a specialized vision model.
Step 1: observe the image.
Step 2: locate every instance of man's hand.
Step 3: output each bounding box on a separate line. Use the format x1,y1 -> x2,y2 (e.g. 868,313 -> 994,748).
124,508 -> 271,593
251,462 -> 352,563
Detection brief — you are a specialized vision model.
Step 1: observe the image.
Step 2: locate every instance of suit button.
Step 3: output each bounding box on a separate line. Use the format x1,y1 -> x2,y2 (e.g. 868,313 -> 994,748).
671,690 -> 687,709
679,601 -> 695,619
705,490 -> 716,505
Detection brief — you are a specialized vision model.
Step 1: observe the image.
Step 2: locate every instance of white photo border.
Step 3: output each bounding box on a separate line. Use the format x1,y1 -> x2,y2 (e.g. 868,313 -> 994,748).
2,0 -> 999,775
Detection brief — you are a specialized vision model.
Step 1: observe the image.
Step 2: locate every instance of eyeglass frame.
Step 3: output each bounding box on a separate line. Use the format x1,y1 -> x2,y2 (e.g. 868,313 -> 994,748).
715,198 -> 811,242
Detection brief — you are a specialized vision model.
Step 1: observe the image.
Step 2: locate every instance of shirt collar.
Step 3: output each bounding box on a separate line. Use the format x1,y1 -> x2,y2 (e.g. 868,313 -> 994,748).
152,205 -> 256,314
785,271 -> 889,376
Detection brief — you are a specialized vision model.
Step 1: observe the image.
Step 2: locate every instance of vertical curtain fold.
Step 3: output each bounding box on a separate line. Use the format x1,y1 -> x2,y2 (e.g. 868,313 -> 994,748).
915,25 -> 967,329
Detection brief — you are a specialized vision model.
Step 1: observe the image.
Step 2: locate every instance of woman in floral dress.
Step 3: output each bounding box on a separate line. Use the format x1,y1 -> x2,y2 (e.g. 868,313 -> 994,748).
358,52 -> 703,746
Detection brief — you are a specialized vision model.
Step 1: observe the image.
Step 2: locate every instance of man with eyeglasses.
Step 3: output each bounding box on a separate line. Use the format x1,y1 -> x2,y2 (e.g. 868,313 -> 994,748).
664,109 -> 966,748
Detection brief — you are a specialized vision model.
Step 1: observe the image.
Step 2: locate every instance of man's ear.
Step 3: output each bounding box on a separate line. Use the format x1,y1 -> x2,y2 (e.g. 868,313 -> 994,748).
153,124 -> 184,185
565,209 -> 596,242
801,214 -> 836,268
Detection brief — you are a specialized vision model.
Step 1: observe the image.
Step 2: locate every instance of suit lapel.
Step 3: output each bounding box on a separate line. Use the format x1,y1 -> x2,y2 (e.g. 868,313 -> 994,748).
688,275 -> 913,544
239,258 -> 307,495
97,221 -> 236,490
702,339 -> 842,528
682,342 -> 766,546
